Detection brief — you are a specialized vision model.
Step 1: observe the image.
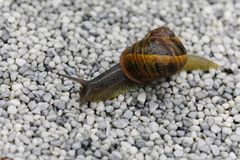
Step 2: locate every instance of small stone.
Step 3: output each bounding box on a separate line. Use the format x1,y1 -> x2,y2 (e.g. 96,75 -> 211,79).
199,144 -> 211,154
93,150 -> 101,158
210,145 -> 220,156
8,16 -> 16,23
118,95 -> 124,102
236,127 -> 240,135
37,102 -> 49,111
231,134 -> 240,142
137,91 -> 147,104
135,139 -> 145,148
174,150 -> 183,157
14,123 -> 22,132
8,99 -> 21,106
233,114 -> 240,122
53,56 -> 61,64
103,51 -> 112,57
10,72 -> 18,81
212,96 -> 220,103
8,105 -> 17,114
28,101 -> 37,110
48,61 -> 55,68
109,151 -> 122,160
235,96 -> 240,103
43,93 -> 52,102
202,35 -> 211,43
106,105 -> 114,113
1,29 -> 10,42
96,102 -> 104,111
159,127 -> 168,135
182,137 -> 194,146
222,127 -> 232,135
89,53 -> 97,59
19,94 -> 30,103
195,91 -> 207,99
52,0 -> 62,7
229,152 -> 237,159
62,16 -> 71,24
159,154 -> 167,160
149,101 -> 158,113
16,58 -> 26,66
150,132 -> 160,140
60,94 -> 69,102
210,124 -> 221,133
149,122 -> 159,132
187,153 -> 202,160
130,129 -> 139,137
112,119 -> 129,128
122,110 -> 133,119
54,100 -> 65,110
12,83 -> 23,91
0,100 -> 7,108
86,115 -> 95,125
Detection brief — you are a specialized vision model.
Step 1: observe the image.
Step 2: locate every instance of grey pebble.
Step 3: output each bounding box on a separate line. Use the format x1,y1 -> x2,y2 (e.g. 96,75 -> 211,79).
37,102 -> 49,111
1,29 -> 10,42
233,114 -> 240,122
105,105 -> 114,113
195,91 -> 207,99
54,100 -> 66,110
135,139 -> 145,148
109,151 -> 122,160
112,119 -> 129,128
20,94 -> 30,103
210,145 -> 220,156
43,93 -> 52,102
122,110 -> 133,119
148,101 -> 159,113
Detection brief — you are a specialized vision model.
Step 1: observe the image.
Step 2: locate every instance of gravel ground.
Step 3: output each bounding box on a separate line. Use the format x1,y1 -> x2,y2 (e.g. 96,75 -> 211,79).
0,0 -> 240,160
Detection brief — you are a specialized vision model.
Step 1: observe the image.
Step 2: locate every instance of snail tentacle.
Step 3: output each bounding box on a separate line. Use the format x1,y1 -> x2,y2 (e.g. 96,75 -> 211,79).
57,73 -> 87,86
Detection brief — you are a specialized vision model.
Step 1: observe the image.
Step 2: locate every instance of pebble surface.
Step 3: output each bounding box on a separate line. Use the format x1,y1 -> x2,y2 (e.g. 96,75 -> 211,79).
0,0 -> 240,160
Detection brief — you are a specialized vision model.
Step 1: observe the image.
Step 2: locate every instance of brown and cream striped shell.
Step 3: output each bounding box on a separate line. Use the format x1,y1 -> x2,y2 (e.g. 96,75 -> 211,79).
120,26 -> 188,83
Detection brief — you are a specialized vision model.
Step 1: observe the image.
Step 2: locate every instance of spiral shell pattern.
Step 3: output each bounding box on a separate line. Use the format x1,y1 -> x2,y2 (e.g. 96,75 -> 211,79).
120,26 -> 187,83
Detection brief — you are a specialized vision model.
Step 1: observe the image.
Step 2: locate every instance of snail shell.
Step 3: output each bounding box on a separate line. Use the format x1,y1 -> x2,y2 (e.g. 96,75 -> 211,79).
120,27 -> 187,83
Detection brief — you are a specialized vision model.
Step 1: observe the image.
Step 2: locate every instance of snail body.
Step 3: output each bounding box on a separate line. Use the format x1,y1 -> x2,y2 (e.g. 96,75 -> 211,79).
58,26 -> 218,102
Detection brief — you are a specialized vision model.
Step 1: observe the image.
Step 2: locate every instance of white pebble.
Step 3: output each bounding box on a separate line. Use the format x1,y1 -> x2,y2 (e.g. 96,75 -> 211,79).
137,91 -> 147,104
48,61 -> 55,68
222,127 -> 232,135
233,114 -> 240,122
86,115 -> 95,125
210,124 -> 221,133
96,102 -> 105,111
12,83 -> 23,91
8,16 -> 16,23
174,150 -> 183,157
16,58 -> 26,66
236,127 -> 240,135
8,99 -> 21,106
149,122 -> 159,132
182,137 -> 194,146
112,119 -> 129,128
210,145 -> 220,156
8,105 -> 17,114
150,132 -> 160,140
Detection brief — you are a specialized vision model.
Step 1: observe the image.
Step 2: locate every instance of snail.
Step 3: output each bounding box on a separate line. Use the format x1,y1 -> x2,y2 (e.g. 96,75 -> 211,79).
58,26 -> 219,102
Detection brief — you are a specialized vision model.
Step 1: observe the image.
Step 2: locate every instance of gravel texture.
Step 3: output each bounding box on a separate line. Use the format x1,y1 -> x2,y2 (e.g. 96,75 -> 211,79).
0,0 -> 240,160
